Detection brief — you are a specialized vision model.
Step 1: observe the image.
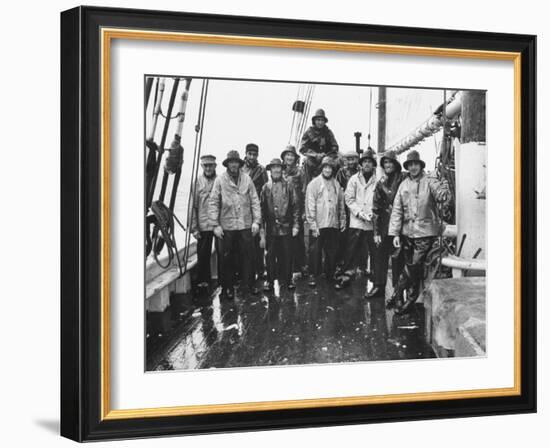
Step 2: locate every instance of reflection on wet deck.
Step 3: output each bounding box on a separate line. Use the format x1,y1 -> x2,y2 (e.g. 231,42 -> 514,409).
146,275 -> 435,371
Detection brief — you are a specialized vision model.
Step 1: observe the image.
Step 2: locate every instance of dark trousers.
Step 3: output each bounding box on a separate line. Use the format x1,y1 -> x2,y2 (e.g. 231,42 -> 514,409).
309,228 -> 338,278
266,234 -> 292,284
252,233 -> 265,279
378,235 -> 405,288
217,229 -> 254,291
196,231 -> 218,284
342,228 -> 377,280
394,236 -> 435,301
290,224 -> 306,274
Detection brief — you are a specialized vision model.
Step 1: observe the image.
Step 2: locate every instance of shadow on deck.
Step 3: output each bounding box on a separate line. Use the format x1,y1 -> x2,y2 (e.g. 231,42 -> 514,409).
146,275 -> 435,371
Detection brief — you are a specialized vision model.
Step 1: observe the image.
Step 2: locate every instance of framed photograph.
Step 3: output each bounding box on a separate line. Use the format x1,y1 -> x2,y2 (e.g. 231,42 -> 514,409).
60,6 -> 536,441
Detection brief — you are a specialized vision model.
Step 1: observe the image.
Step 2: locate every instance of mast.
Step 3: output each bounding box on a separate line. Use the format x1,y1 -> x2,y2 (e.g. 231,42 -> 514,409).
377,86 -> 386,153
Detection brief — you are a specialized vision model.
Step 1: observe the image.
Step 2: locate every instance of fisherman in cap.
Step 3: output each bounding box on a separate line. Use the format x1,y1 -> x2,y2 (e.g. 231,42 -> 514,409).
299,108 -> 339,187
190,154 -> 218,292
335,150 -> 361,272
336,150 -> 360,191
388,150 -> 451,313
305,156 -> 346,287
260,158 -> 300,291
372,149 -> 408,302
242,142 -> 269,281
208,150 -> 262,300
281,144 -> 307,276
335,149 -> 379,294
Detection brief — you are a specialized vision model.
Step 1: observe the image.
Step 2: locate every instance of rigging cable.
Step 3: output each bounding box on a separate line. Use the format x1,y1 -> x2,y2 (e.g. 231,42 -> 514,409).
179,78 -> 209,276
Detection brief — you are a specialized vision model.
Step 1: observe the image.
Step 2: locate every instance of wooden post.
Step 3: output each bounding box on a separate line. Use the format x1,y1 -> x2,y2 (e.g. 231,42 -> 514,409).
377,86 -> 386,152
461,91 -> 486,144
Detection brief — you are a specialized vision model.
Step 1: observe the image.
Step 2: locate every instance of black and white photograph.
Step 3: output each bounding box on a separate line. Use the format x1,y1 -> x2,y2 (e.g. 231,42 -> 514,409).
144,76 -> 487,372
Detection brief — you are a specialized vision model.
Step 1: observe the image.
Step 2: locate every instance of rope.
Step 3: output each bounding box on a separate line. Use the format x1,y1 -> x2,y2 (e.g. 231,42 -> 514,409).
151,201 -> 186,275
179,79 -> 209,276
160,110 -> 185,120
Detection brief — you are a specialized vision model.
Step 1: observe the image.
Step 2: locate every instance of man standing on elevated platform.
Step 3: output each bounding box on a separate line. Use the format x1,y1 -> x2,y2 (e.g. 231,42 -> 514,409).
260,158 -> 300,291
209,150 -> 261,300
190,154 -> 218,293
388,150 -> 450,314
299,109 -> 339,187
305,156 -> 346,287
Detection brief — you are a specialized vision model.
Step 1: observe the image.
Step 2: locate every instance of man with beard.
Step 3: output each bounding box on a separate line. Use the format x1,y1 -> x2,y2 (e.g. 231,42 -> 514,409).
335,150 -> 360,273
305,156 -> 346,287
299,109 -> 339,187
388,150 -> 450,314
208,150 -> 261,300
281,144 -> 306,276
242,143 -> 268,281
335,149 -> 378,294
190,154 -> 218,292
372,150 -> 408,305
260,158 -> 300,291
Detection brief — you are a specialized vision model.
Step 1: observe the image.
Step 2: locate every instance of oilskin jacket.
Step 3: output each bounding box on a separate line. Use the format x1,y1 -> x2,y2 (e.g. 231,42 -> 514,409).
242,161 -> 268,199
299,125 -> 339,175
305,174 -> 346,232
344,171 -> 377,231
388,172 -> 450,238
336,166 -> 358,191
190,173 -> 216,233
372,171 -> 408,238
260,178 -> 300,236
208,171 -> 261,231
283,164 -> 305,213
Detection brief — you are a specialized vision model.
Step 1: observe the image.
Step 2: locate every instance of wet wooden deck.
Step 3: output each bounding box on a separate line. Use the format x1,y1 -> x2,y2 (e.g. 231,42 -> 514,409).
146,275 -> 435,371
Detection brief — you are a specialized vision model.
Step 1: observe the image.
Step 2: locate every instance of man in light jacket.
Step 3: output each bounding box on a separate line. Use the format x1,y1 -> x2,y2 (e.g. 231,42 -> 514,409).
189,154 -> 218,291
388,150 -> 451,314
305,156 -> 346,287
335,149 -> 379,296
208,150 -> 262,300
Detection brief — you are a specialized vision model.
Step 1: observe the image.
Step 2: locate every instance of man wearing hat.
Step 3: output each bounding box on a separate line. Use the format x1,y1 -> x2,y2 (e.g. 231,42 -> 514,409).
335,150 -> 361,271
208,150 -> 262,299
260,158 -> 300,291
335,149 -> 378,293
299,108 -> 339,187
388,150 -> 451,313
190,154 -> 218,291
281,145 -> 307,275
372,150 -> 408,303
305,156 -> 346,287
242,142 -> 269,280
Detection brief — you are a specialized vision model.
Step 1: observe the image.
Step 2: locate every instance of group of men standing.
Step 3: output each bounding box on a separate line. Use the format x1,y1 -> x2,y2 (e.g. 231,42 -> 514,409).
189,108 -> 450,314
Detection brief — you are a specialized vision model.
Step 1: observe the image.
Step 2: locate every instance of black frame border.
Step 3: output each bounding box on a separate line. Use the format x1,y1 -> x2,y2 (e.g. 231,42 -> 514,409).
60,6 -> 536,442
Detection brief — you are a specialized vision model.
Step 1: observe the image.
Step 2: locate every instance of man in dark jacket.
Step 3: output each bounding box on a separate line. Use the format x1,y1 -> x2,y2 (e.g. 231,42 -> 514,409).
242,143 -> 268,281
299,109 -> 339,187
388,150 -> 451,314
372,150 -> 408,303
260,158 -> 300,291
209,150 -> 262,300
281,145 -> 306,275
